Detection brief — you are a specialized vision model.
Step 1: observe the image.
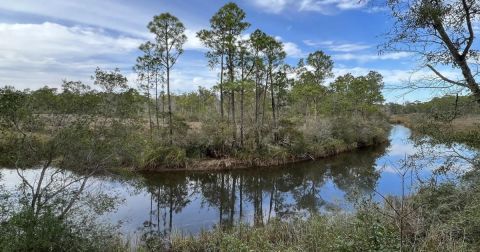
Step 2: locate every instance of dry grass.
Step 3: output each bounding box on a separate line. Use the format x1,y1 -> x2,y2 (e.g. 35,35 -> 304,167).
390,114 -> 479,131
450,115 -> 480,131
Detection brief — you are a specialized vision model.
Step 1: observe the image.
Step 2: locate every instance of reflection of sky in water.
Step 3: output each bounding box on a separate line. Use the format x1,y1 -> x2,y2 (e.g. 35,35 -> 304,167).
1,125 -> 477,237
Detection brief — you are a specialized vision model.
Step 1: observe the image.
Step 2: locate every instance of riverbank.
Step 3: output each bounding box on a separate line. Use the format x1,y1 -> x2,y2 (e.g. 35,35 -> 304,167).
137,123 -> 390,172
3,124 -> 478,251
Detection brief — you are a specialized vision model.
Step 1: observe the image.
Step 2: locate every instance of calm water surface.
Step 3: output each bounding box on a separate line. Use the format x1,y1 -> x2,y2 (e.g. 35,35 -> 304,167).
1,125 -> 475,237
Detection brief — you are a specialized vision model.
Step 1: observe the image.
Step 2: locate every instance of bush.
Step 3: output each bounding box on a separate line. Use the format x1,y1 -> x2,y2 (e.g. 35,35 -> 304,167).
0,207 -> 125,252
143,146 -> 187,169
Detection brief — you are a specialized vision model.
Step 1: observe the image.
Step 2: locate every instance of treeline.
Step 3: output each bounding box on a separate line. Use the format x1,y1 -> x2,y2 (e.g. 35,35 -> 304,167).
387,95 -> 480,117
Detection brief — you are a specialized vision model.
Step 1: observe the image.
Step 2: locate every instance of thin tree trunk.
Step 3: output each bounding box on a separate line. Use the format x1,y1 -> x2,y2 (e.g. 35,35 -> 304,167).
229,54 -> 237,145
262,75 -> 268,126
255,66 -> 260,148
270,68 -> 277,142
155,69 -> 160,132
162,83 -> 165,124
146,71 -> 153,137
240,86 -> 245,148
240,54 -> 245,148
220,52 -> 225,119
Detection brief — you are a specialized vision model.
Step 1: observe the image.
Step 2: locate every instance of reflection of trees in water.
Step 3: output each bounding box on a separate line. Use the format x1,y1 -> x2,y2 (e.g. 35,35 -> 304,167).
140,174 -> 190,237
328,145 -> 387,201
137,143 -> 388,235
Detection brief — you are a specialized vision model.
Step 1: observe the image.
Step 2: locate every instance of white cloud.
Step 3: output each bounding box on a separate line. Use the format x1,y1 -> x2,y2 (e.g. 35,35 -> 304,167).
250,0 -> 368,14
304,40 -> 371,52
332,66 -> 461,87
170,61 -> 218,93
283,42 -> 304,58
248,0 -> 292,14
300,0 -> 367,13
0,22 -> 143,90
364,6 -> 388,13
0,0 -> 209,41
333,52 -> 412,62
184,29 -> 207,51
274,36 -> 305,58
0,1 -> 151,37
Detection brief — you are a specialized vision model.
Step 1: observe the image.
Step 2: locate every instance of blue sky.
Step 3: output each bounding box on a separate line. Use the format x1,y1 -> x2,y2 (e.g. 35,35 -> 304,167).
0,0 -> 457,102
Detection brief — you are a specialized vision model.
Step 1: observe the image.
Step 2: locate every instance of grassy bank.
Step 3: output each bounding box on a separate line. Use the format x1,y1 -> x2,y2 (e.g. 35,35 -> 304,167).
138,116 -> 390,172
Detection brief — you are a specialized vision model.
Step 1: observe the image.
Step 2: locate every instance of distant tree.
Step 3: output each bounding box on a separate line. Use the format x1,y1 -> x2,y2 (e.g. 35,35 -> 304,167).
93,67 -> 128,93
306,51 -> 334,85
292,51 -> 333,121
330,72 -> 384,117
148,13 -> 187,144
384,0 -> 480,105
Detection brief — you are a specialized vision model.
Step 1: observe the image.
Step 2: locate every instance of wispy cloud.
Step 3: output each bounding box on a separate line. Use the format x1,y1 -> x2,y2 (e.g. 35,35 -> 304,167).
333,52 -> 412,62
299,0 -> 367,13
0,21 -> 213,91
304,40 -> 371,52
0,0 -> 151,37
248,0 -> 291,14
249,0 -> 368,14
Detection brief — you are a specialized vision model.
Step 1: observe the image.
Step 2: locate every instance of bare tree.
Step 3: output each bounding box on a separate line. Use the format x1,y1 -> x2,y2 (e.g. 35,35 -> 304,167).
384,0 -> 480,105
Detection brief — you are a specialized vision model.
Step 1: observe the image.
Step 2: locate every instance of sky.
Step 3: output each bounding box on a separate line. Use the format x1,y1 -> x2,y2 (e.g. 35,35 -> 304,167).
0,0 -> 458,103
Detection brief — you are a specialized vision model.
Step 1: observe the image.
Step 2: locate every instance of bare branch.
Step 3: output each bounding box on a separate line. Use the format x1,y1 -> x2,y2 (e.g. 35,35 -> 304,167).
426,64 -> 468,88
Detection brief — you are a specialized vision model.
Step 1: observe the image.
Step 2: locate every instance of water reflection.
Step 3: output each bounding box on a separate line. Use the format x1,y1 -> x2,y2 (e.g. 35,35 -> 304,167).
4,125 -> 473,237
128,139 -> 388,236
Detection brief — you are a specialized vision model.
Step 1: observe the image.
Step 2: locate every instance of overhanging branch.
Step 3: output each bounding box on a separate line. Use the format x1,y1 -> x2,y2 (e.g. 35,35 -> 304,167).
426,64 -> 468,88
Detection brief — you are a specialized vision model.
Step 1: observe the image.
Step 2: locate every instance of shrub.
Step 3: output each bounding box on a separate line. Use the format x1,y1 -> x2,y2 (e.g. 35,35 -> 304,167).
0,207 -> 125,252
143,146 -> 187,169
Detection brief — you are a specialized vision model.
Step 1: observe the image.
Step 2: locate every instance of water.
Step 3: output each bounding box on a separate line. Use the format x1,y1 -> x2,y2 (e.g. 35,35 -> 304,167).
0,125 -> 475,237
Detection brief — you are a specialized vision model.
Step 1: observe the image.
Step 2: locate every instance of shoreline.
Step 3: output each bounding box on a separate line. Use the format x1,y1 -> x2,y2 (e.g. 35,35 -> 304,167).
136,139 -> 389,173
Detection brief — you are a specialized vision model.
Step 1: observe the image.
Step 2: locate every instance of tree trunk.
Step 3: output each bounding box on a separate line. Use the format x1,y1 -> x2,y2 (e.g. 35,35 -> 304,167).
220,53 -> 225,119
146,71 -> 153,137
270,67 -> 277,142
432,17 -> 480,105
262,75 -> 268,126
240,82 -> 245,148
155,69 -> 160,132
162,83 -> 165,124
228,53 -> 237,145
255,64 -> 261,149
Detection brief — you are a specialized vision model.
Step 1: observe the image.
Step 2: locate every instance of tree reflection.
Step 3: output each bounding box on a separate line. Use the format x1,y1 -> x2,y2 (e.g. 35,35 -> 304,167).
140,173 -> 190,237
138,142 -> 388,235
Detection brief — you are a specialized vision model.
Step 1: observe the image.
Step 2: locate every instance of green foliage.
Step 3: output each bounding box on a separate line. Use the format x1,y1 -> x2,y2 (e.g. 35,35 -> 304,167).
330,116 -> 389,147
387,95 -> 480,116
0,207 -> 125,252
143,146 -> 187,168
163,214 -> 400,252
